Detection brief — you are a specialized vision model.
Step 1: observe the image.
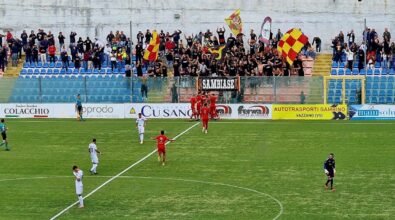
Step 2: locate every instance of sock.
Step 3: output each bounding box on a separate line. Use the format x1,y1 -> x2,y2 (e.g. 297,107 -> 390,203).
330,179 -> 334,189
5,143 -> 8,150
325,179 -> 330,186
78,195 -> 84,206
141,134 -> 144,142
92,164 -> 98,173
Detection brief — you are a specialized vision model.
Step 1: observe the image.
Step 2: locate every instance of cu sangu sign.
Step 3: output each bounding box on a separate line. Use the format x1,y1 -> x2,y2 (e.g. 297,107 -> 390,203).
198,77 -> 240,91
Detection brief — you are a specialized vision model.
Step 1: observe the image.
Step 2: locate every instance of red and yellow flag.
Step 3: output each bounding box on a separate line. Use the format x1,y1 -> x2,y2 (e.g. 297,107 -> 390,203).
225,9 -> 243,36
143,31 -> 160,61
277,28 -> 309,65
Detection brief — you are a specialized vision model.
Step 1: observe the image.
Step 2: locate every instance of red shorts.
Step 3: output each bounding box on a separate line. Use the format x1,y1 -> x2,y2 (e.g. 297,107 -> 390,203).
157,147 -> 166,154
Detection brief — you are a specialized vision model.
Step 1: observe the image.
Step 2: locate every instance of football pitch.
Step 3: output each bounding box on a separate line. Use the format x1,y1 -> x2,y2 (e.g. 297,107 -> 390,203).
0,119 -> 394,220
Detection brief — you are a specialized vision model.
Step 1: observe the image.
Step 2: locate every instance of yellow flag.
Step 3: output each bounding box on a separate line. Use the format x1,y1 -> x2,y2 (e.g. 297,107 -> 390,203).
225,9 -> 243,36
143,31 -> 160,61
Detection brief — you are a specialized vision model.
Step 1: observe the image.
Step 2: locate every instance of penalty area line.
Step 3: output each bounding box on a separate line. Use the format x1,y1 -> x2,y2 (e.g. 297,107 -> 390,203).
49,122 -> 200,220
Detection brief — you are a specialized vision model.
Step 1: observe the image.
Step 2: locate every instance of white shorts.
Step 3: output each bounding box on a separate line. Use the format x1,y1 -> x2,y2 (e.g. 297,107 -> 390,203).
138,126 -> 145,134
91,155 -> 99,164
75,183 -> 83,195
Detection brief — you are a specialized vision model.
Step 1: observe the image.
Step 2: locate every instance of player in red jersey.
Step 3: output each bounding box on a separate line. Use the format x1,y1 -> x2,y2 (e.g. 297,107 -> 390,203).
201,92 -> 208,107
196,92 -> 202,120
190,95 -> 197,120
209,93 -> 218,119
151,130 -> 174,166
200,103 -> 210,134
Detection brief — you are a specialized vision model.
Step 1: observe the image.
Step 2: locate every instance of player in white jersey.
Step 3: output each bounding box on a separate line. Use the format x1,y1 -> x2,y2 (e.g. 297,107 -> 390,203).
136,113 -> 147,144
88,138 -> 101,175
72,165 -> 84,208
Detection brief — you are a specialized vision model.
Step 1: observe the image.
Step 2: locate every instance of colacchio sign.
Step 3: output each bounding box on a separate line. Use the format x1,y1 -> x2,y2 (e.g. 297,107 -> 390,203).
1,104 -> 51,118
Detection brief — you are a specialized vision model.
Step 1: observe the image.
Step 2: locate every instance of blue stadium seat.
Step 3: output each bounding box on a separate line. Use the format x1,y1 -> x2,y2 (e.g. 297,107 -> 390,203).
386,97 -> 393,104
371,97 -> 378,103
339,63 -> 345,68
49,62 -> 55,68
55,62 -> 62,68
359,69 -> 366,75
379,97 -> 386,104
345,69 -> 351,75
379,90 -> 386,97
36,62 -> 43,68
23,63 -> 30,68
372,90 -> 379,96
367,69 -> 373,75
40,69 -> 47,74
374,69 -> 381,75
20,69 -> 27,75
102,95 -> 110,102
43,63 -> 49,68
338,69 -> 344,75
54,69 -> 60,74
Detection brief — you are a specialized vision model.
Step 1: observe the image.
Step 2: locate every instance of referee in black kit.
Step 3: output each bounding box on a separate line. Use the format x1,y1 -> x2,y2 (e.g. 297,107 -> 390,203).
324,153 -> 336,191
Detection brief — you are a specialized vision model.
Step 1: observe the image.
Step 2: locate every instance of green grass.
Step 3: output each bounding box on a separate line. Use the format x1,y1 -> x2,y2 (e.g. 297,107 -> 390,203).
0,119 -> 394,220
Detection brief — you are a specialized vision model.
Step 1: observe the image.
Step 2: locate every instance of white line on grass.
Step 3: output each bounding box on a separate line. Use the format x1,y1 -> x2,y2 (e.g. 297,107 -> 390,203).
49,122 -> 200,220
1,175 -> 283,220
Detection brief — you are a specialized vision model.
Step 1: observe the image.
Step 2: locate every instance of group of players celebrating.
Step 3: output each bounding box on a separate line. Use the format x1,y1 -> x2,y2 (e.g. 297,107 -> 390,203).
190,92 -> 219,134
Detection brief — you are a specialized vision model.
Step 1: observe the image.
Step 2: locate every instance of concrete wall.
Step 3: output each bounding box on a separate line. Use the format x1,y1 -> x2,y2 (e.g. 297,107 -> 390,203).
0,0 -> 394,50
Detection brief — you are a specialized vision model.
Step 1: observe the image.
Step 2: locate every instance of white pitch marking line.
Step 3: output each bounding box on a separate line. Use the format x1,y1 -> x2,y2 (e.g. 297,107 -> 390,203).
49,122 -> 200,220
1,175 -> 283,220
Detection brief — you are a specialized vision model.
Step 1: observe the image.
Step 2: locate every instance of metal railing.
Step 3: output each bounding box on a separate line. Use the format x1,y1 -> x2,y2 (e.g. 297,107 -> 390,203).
0,76 -> 324,104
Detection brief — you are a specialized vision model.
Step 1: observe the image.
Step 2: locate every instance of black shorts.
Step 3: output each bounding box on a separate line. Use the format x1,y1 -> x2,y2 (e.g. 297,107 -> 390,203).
1,132 -> 6,140
77,106 -> 82,114
327,170 -> 334,178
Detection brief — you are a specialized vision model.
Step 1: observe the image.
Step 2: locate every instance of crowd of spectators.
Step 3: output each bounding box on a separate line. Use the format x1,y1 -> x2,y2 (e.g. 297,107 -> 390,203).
0,29 -> 132,73
0,27 -> 318,77
332,27 -> 395,71
135,28 -> 317,78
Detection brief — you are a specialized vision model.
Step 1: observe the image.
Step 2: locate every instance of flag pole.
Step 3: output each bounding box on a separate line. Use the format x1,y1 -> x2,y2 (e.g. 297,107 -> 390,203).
130,20 -> 133,63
